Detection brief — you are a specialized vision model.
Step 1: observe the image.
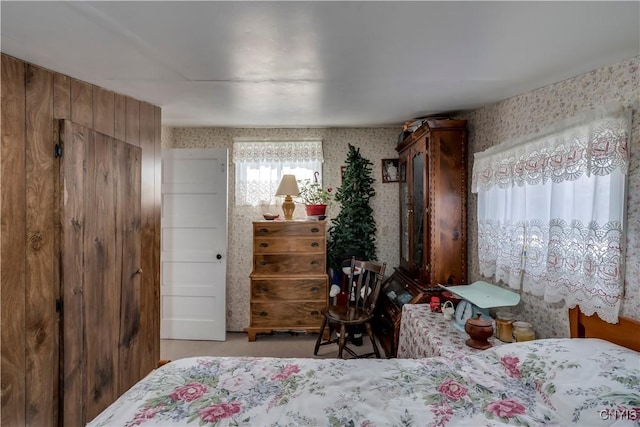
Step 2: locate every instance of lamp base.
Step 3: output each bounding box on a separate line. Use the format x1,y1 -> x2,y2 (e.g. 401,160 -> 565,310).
281,196 -> 295,220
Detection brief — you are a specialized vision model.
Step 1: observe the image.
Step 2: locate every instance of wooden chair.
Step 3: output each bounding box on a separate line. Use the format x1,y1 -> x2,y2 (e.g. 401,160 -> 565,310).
314,257 -> 387,358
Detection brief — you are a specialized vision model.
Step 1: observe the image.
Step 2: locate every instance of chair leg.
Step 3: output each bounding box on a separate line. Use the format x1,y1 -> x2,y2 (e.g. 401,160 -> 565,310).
337,324 -> 347,359
365,322 -> 380,358
314,316 -> 328,355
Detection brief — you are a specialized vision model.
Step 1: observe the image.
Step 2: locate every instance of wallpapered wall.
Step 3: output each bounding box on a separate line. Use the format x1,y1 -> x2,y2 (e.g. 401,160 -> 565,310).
461,56 -> 640,338
162,128 -> 400,331
162,56 -> 639,338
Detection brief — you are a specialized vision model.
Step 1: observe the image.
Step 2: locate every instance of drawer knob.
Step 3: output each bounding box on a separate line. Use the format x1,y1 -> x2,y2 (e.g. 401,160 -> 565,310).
310,242 -> 319,247
310,287 -> 319,292
260,261 -> 268,266
259,286 -> 268,293
259,311 -> 268,317
259,228 -> 269,234
259,242 -> 269,248
311,227 -> 320,233
310,310 -> 319,316
310,260 -> 318,265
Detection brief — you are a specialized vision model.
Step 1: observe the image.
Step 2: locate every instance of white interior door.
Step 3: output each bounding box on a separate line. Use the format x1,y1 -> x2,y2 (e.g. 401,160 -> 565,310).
161,148 -> 228,340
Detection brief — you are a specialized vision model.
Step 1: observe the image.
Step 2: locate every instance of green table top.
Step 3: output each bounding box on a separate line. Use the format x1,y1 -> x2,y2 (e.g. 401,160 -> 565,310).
439,281 -> 520,309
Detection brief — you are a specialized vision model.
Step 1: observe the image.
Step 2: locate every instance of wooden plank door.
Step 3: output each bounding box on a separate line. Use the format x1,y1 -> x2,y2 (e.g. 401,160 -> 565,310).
160,148 -> 227,341
59,120 -> 142,426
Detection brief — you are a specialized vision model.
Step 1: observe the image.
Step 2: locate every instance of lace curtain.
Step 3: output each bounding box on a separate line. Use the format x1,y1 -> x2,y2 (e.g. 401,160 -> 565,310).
233,140 -> 323,206
471,104 -> 631,323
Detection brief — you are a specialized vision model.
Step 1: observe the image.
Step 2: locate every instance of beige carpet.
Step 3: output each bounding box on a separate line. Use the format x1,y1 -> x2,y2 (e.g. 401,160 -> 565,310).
161,331 -> 386,361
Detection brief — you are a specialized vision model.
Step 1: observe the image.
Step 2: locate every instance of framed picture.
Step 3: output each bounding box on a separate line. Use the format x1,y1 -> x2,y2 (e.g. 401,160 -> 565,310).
381,158 -> 399,183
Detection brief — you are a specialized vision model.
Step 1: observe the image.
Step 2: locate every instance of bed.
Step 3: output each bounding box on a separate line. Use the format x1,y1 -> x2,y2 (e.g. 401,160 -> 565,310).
88,309 -> 640,426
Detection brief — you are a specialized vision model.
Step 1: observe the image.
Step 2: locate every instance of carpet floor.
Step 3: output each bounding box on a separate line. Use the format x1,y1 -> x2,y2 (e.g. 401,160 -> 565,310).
161,330 -> 386,361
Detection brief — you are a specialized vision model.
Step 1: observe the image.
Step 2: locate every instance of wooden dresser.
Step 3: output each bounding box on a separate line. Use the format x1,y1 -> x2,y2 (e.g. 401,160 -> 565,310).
246,220 -> 329,341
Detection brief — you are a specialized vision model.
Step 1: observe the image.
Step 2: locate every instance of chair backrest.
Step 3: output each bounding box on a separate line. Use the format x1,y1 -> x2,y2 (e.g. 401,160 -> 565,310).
344,257 -> 387,314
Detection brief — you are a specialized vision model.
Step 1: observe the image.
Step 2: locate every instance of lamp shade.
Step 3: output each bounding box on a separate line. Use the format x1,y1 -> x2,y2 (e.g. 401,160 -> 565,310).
275,174 -> 300,196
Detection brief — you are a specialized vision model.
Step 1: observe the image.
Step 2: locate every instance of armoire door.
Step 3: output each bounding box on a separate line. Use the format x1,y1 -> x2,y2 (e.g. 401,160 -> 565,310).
58,119 -> 142,426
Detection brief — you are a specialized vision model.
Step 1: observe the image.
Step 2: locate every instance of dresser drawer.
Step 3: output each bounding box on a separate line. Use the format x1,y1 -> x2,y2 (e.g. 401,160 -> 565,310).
250,302 -> 325,327
254,221 -> 325,237
251,277 -> 327,301
254,236 -> 325,254
253,254 -> 326,275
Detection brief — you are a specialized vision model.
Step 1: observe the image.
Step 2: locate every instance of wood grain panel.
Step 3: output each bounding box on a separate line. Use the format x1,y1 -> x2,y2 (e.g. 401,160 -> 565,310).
253,254 -> 326,275
117,139 -> 142,395
153,106 -> 161,364
93,87 -> 114,138
139,102 -> 157,376
25,63 -> 58,426
125,97 -> 140,147
114,93 -> 127,141
60,120 -> 87,427
1,54 -> 162,425
53,73 -> 71,119
569,307 -> 640,352
253,221 -> 326,237
1,53 -> 27,427
250,302 -> 325,327
71,79 -> 92,128
84,131 -> 119,422
254,236 -> 326,253
251,278 -> 327,301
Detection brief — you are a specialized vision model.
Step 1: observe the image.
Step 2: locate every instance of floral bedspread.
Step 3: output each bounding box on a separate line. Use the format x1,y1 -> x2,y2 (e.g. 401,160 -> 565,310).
88,338 -> 640,427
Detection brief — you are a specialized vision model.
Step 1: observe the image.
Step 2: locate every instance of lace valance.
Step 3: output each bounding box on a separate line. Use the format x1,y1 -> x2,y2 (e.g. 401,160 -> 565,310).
233,140 -> 324,163
472,105 -> 630,193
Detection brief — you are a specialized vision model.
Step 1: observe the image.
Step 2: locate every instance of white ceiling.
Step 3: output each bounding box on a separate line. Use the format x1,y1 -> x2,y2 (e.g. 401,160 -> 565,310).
2,1 -> 638,128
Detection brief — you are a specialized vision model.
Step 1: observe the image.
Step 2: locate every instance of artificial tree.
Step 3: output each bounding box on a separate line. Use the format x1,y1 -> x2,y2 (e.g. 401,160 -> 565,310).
327,144 -> 377,271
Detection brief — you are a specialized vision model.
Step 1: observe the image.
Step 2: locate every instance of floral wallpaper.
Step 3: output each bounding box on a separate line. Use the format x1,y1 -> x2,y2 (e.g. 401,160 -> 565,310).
162,128 -> 400,331
162,55 -> 639,339
461,56 -> 640,339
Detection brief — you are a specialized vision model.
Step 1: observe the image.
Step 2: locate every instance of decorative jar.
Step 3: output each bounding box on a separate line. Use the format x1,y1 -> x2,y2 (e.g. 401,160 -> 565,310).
495,311 -> 515,343
512,321 -> 535,342
465,313 -> 494,350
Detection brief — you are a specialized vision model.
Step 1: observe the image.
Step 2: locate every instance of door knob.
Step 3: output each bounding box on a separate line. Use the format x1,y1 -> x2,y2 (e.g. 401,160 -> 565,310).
135,268 -> 143,275
216,254 -> 222,260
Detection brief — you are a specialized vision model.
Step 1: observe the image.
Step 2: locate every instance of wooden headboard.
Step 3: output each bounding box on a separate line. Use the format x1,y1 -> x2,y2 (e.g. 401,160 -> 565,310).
569,307 -> 640,352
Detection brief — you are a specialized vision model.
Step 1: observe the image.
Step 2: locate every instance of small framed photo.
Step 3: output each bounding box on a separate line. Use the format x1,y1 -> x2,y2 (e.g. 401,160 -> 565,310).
381,158 -> 399,183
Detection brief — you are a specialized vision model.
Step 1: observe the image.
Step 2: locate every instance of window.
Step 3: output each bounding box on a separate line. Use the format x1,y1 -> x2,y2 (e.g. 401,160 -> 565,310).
233,140 -> 323,206
471,105 -> 631,323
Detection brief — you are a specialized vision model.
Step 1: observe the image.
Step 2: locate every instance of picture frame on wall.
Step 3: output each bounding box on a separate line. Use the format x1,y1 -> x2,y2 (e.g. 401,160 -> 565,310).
382,158 -> 399,183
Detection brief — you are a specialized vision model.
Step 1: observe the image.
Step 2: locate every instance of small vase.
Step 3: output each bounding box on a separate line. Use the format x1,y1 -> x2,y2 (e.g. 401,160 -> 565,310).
305,204 -> 327,216
465,313 -> 494,350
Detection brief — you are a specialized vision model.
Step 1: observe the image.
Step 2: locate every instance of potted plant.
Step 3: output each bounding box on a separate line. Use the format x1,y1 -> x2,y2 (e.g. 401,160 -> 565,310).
297,172 -> 333,216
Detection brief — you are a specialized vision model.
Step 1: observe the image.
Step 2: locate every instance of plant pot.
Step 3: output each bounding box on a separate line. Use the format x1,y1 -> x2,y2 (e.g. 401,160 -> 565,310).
305,204 -> 327,216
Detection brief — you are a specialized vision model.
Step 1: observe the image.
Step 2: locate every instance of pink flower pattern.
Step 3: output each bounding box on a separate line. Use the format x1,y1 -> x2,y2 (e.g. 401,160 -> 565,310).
170,382 -> 208,402
485,398 -> 527,418
126,405 -> 164,426
500,355 -> 521,378
430,402 -> 454,427
198,401 -> 242,423
271,364 -> 300,380
437,379 -> 468,401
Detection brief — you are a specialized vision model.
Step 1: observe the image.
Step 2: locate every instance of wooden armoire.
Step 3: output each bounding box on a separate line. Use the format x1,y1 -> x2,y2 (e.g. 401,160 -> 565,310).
374,118 -> 467,356
1,54 -> 161,426
396,118 -> 467,287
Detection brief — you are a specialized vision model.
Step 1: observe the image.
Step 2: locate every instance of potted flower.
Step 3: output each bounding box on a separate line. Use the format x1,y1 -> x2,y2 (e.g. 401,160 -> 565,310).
297,172 -> 332,216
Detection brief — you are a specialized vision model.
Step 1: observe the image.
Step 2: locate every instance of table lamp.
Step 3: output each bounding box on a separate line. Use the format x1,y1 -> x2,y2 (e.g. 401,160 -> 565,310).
275,174 -> 300,220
